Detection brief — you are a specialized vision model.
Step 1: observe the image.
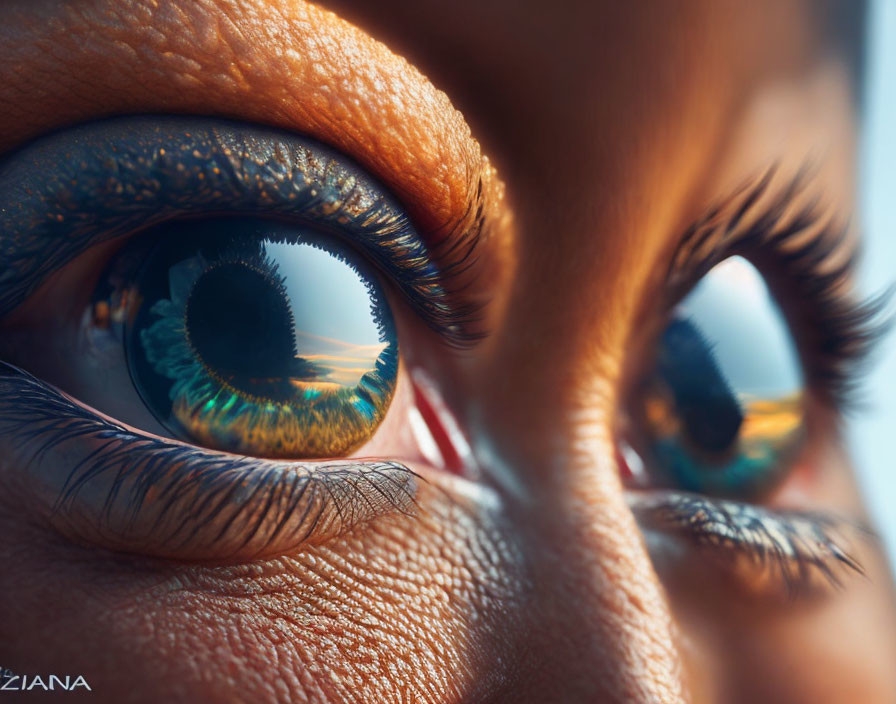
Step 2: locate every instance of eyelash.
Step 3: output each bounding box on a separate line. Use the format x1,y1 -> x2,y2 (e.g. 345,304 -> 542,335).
669,167 -> 889,408
0,362 -> 418,560
629,491 -> 868,596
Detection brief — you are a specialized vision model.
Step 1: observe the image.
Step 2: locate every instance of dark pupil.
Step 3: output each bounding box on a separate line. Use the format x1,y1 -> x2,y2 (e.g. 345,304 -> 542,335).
658,318 -> 743,454
186,262 -> 312,398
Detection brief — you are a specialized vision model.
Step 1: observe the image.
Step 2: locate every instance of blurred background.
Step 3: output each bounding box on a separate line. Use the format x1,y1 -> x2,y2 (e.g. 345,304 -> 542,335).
853,0 -> 896,566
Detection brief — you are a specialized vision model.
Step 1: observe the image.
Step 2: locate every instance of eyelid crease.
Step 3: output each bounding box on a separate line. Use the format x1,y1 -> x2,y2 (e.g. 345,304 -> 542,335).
665,166 -> 891,407
0,115 -> 484,346
0,363 -> 419,563
628,489 -> 870,598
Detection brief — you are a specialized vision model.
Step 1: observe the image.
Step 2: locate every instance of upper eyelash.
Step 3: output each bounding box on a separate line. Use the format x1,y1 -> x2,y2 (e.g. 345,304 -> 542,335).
0,115 -> 484,347
628,490 -> 870,596
668,167 -> 891,407
0,362 -> 419,561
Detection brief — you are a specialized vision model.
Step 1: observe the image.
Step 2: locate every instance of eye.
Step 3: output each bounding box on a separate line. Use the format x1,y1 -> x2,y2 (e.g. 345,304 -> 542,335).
0,116 -> 477,558
100,218 -> 398,459
0,116 -> 475,463
620,175 -> 885,595
628,256 -> 806,499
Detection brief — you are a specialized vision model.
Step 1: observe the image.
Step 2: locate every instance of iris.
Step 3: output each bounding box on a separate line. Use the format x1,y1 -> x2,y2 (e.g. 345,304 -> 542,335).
124,218 -> 398,458
637,257 -> 805,497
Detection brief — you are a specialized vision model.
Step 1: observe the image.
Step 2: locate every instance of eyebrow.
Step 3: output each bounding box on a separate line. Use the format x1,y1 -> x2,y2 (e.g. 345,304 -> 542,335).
0,0 -> 502,321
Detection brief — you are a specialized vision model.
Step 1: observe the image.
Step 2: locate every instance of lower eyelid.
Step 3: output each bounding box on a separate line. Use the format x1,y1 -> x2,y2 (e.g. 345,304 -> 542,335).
628,489 -> 869,598
0,362 -> 418,562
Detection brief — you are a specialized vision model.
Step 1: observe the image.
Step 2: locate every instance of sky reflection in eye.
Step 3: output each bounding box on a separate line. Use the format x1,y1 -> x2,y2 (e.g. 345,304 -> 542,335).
267,241 -> 387,388
680,257 -> 802,398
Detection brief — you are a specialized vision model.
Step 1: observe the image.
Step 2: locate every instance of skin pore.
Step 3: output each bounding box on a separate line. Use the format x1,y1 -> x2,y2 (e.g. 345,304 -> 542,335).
1,1 -> 895,702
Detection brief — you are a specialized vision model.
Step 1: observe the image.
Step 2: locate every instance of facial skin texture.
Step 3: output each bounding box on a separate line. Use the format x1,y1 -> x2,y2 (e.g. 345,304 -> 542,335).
1,1 -> 895,702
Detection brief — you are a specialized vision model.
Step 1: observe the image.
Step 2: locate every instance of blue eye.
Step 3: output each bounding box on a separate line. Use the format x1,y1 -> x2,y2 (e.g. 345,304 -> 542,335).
111,218 -> 398,458
635,256 -> 805,498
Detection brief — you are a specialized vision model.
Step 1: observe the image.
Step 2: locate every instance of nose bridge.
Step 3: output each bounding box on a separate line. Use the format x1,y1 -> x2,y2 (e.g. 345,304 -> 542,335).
477,385 -> 686,702
463,218 -> 687,702
525,438 -> 687,702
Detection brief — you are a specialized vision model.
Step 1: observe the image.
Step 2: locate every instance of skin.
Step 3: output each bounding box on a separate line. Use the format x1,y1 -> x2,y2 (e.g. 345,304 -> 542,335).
0,0 -> 895,701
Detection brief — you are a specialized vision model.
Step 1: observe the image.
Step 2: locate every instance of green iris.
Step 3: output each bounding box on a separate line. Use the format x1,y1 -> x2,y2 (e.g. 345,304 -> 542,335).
124,218 -> 398,458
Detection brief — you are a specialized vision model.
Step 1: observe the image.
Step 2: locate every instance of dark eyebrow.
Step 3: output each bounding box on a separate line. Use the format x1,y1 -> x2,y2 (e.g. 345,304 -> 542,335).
0,116 -> 486,345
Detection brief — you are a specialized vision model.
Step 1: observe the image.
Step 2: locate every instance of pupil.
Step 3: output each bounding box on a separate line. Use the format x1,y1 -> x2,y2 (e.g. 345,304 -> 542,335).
185,262 -> 312,398
659,318 -> 743,454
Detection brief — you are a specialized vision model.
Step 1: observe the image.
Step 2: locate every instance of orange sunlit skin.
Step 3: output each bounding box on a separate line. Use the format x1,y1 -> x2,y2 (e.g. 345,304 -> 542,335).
0,2 -> 894,704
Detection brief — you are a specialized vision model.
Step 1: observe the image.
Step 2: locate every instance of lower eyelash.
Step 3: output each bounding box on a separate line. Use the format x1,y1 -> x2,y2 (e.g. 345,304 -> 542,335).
0,362 -> 419,561
627,490 -> 870,596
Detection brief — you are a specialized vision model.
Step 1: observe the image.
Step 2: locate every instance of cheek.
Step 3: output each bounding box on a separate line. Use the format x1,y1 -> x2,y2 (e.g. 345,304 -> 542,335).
0,476 -> 527,703
658,444 -> 896,702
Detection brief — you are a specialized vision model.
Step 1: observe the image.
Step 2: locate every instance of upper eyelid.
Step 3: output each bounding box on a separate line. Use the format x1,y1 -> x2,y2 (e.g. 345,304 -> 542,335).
657,171 -> 829,353
665,167 -> 853,302
0,115 -> 482,345
0,0 -> 493,253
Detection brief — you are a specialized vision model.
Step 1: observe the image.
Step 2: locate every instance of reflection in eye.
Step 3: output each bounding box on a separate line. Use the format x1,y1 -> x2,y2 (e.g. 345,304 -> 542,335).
636,256 -> 805,498
92,219 -> 398,459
